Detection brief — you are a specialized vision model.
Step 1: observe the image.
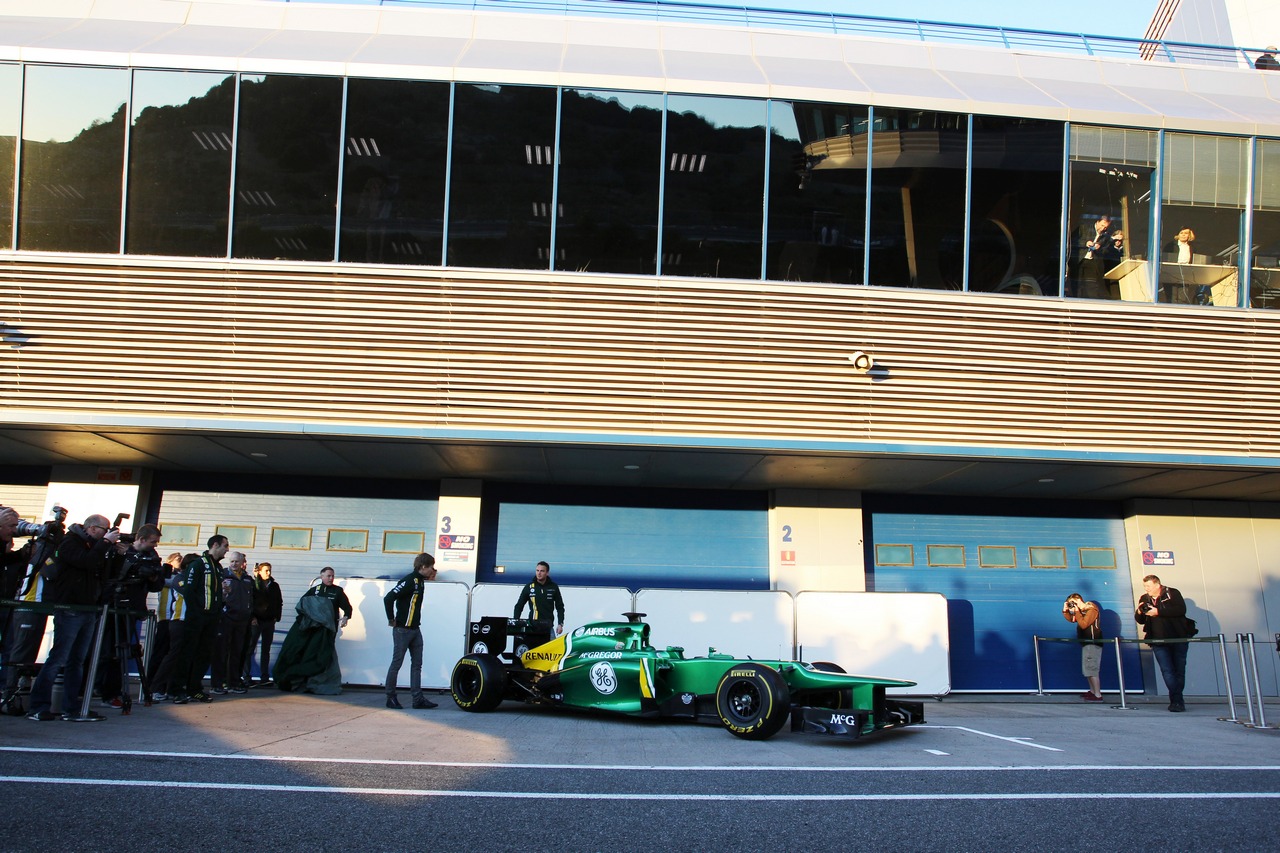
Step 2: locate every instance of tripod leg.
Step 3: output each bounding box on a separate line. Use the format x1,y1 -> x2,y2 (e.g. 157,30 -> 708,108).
114,611 -> 132,715
132,621 -> 153,706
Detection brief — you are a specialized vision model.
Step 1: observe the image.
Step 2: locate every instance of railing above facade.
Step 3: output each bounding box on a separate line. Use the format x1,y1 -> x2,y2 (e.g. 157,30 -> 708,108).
271,0 -> 1268,68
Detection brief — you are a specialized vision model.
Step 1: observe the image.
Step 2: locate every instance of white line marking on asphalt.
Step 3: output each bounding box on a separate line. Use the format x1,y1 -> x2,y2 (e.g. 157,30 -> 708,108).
924,749 -> 950,756
918,725 -> 1063,751
4,745 -> 1279,773
2,776 -> 1278,801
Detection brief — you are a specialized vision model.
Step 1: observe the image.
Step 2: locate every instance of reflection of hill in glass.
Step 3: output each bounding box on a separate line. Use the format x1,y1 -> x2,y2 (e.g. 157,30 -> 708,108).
20,105 -> 127,253
12,70 -> 792,272
127,75 -> 235,257
233,75 -> 342,261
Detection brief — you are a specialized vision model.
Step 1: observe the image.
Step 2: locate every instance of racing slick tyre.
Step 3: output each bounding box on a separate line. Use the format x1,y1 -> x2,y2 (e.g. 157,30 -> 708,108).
808,661 -> 848,710
451,654 -> 507,712
714,663 -> 790,740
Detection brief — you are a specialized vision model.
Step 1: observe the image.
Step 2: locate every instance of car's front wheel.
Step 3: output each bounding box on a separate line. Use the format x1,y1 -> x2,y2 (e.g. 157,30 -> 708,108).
714,663 -> 790,740
451,654 -> 507,712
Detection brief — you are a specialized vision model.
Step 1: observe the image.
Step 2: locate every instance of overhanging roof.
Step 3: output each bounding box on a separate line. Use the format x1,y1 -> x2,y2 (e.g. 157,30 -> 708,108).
3,423 -> 1280,502
0,0 -> 1278,136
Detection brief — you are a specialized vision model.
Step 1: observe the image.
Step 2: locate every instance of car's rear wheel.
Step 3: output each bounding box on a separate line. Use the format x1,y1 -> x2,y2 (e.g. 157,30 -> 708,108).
451,654 -> 507,712
714,663 -> 790,740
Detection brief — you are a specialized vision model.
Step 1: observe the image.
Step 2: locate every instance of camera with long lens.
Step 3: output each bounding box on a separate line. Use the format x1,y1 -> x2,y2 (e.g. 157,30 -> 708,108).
14,519 -> 43,537
1064,597 -> 1079,614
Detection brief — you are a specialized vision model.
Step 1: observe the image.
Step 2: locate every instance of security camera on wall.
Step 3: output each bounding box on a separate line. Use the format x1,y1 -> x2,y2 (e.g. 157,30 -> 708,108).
849,351 -> 874,372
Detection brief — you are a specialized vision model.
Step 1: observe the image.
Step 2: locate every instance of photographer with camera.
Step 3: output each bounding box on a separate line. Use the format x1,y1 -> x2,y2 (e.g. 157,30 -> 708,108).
97,524 -> 165,709
1062,593 -> 1104,702
0,508 -> 33,680
0,505 -> 67,716
26,514 -> 122,722
1136,574 -> 1191,712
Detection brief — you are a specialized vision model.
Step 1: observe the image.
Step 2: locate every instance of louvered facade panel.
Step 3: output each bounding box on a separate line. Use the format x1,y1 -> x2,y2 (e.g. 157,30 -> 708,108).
3,257 -> 1280,460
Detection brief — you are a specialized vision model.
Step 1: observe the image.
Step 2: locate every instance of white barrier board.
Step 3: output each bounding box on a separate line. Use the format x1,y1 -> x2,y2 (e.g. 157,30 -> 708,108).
471,583 -> 634,628
336,579 -> 470,691
795,591 -> 951,696
634,589 -> 795,662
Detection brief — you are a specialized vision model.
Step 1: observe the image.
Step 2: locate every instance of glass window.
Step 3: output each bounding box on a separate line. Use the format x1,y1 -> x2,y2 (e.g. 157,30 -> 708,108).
216,525 -> 256,549
340,78 -> 449,265
978,545 -> 1017,568
232,74 -> 342,261
968,117 -> 1065,296
1066,126 -> 1156,302
926,544 -> 965,567
270,527 -> 312,550
1029,546 -> 1067,569
1251,139 -> 1280,309
0,64 -> 18,248
159,523 -> 200,548
1079,547 -> 1117,569
326,529 -> 368,552
867,108 -> 968,290
19,65 -> 128,253
557,89 -> 662,275
875,543 -> 913,566
448,83 -> 556,270
1159,132 -> 1247,308
663,94 -> 766,279
126,70 -> 234,257
767,101 -> 868,284
383,530 -> 425,553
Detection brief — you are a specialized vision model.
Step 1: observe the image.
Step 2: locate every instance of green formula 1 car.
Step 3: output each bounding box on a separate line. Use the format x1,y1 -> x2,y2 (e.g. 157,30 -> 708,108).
450,612 -> 924,741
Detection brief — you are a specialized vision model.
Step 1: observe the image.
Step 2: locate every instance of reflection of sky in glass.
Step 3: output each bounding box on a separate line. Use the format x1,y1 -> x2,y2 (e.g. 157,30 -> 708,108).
667,94 -> 765,130
568,88 -> 662,113
768,101 -> 799,141
23,65 -> 128,143
0,65 -> 19,136
132,70 -> 231,124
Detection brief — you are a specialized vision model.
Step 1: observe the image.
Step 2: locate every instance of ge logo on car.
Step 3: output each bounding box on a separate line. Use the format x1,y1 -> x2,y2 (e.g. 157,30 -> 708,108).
471,641 -> 489,655
590,661 -> 617,694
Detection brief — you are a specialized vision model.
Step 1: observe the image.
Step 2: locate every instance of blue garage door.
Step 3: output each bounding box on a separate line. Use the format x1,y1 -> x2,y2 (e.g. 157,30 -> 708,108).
477,484 -> 769,590
866,495 -> 1142,692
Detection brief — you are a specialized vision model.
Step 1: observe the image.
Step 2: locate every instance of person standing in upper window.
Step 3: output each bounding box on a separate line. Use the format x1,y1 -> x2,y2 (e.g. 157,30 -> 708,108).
1255,46 -> 1279,70
1069,214 -> 1113,300
513,560 -> 565,636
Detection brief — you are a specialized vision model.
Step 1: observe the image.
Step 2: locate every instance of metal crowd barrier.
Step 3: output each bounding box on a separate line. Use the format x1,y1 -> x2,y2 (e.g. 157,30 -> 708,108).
1031,632 -> 1275,727
1,599 -> 156,719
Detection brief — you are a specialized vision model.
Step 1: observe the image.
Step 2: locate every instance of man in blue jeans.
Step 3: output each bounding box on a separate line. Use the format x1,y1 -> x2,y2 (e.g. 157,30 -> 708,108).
383,552 -> 437,709
27,514 -> 123,722
1135,574 -> 1191,712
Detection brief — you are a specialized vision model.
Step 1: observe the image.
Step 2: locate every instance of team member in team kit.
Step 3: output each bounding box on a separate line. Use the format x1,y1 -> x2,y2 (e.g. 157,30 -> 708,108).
513,560 -> 565,636
172,535 -> 229,704
383,552 -> 438,710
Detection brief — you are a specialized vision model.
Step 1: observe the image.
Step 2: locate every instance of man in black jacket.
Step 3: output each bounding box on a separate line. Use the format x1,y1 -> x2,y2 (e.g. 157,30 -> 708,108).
243,561 -> 283,686
172,534 -> 228,704
1135,574 -> 1191,712
98,524 -> 165,708
513,561 -> 565,637
383,552 -> 437,709
26,514 -> 122,721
